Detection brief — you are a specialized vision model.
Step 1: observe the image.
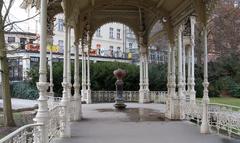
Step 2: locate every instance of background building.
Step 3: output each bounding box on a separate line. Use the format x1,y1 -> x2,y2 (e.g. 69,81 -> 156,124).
5,32 -> 38,81
124,26 -> 139,63
53,14 -> 139,60
5,13 -> 169,82
5,31 -> 133,81
148,46 -> 168,64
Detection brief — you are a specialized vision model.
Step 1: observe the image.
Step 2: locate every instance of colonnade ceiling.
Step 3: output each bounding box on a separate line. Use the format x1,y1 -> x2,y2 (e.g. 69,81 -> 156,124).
61,0 -> 193,42
22,0 -> 210,45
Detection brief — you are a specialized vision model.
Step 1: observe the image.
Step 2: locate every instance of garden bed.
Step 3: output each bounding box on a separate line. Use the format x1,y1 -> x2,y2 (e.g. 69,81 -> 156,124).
0,110 -> 36,139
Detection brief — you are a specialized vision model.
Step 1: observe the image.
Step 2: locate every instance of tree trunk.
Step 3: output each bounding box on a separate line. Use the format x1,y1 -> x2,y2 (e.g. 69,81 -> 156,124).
0,0 -> 15,127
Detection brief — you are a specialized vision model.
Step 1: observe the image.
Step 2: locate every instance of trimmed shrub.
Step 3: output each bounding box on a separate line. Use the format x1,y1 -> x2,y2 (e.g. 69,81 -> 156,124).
10,81 -> 38,100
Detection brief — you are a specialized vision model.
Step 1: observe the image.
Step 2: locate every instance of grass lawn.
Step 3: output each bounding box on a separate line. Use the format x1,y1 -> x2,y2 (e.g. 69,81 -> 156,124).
209,97 -> 240,107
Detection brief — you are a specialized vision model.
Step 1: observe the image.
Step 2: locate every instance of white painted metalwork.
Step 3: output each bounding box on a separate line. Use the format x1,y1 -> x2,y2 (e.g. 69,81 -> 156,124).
139,33 -> 150,103
60,25 -> 71,137
180,99 -> 203,123
149,91 -> 167,104
0,99 -> 64,143
189,16 -> 196,101
47,96 -> 62,110
69,98 -> 76,120
201,26 -> 210,134
0,123 -> 43,143
91,91 -> 166,103
91,91 -> 115,103
180,99 -> 240,137
73,41 -> 81,121
208,103 -> 240,137
48,105 -> 64,143
34,0 -> 49,142
2,92 -> 240,142
123,91 -> 139,102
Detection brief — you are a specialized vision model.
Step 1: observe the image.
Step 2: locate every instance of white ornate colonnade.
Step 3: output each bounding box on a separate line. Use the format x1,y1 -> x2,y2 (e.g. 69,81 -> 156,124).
166,17 -> 197,120
81,27 -> 92,104
39,0 -> 210,126
139,33 -> 150,103
18,0 -> 213,141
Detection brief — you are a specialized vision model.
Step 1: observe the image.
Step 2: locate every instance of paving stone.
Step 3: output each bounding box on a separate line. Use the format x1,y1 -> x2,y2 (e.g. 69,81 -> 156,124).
54,103 -> 239,143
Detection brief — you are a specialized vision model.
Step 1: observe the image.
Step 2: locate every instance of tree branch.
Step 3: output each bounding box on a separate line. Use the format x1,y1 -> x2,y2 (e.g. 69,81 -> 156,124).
3,0 -> 15,24
4,12 -> 39,28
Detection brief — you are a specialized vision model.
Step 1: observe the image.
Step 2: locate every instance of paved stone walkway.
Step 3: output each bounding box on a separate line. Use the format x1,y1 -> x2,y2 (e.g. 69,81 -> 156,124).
55,103 -> 239,143
0,98 -> 37,110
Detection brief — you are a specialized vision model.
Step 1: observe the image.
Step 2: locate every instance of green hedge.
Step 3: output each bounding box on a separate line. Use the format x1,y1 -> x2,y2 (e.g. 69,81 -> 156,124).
25,55 -> 240,99
10,81 -> 39,100
27,62 -> 168,97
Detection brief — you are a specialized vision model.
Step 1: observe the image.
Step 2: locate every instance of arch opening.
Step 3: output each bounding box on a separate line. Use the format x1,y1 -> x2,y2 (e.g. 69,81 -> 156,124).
90,22 -> 139,63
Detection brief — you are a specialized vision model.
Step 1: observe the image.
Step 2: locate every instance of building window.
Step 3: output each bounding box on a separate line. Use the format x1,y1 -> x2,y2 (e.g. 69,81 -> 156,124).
129,43 -> 133,49
151,54 -> 155,63
109,27 -> 114,39
96,28 -> 101,37
30,57 -> 39,62
7,37 -> 15,43
116,47 -> 121,58
30,57 -> 40,68
128,29 -> 133,34
29,39 -> 35,44
20,38 -> 27,49
58,40 -> 64,53
109,46 -> 113,57
8,58 -> 23,81
117,29 -> 121,39
57,19 -> 64,32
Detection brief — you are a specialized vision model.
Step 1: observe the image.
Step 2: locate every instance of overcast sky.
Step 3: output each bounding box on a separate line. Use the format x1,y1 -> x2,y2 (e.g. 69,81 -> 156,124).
7,0 -> 38,33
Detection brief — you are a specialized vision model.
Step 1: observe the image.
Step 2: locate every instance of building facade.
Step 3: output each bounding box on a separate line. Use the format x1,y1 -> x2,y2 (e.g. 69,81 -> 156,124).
5,31 -> 132,81
53,14 -> 139,60
5,14 -> 169,82
5,32 -> 37,81
148,46 -> 168,64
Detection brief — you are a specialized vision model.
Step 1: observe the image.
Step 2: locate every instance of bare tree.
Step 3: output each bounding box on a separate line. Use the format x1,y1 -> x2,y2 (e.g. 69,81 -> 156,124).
208,0 -> 240,57
0,0 -> 38,127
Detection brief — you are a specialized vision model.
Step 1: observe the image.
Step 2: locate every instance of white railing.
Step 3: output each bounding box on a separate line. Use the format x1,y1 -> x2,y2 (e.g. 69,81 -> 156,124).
91,91 -> 167,103
180,99 -> 203,123
180,99 -> 240,137
47,96 -> 62,110
149,91 -> 167,104
48,105 -> 64,143
208,103 -> 240,137
123,91 -> 139,102
91,91 -> 115,103
2,93 -> 240,141
0,123 -> 43,143
0,96 -> 65,143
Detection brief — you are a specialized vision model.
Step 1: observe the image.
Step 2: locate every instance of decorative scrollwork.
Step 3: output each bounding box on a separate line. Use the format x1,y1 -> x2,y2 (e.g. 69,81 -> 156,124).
0,124 -> 43,143
91,91 -> 166,103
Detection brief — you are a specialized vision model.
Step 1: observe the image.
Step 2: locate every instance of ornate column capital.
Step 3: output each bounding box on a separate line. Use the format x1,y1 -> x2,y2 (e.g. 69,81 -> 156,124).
86,24 -> 91,31
190,16 -> 196,25
74,40 -> 79,46
178,24 -> 185,33
47,16 -> 56,37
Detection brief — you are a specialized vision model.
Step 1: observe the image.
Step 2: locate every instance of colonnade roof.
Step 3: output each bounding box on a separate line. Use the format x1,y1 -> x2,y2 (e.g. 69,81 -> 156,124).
22,0 -> 210,45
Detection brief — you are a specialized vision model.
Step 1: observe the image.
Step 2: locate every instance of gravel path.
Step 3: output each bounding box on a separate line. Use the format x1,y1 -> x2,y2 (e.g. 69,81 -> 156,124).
0,98 -> 37,110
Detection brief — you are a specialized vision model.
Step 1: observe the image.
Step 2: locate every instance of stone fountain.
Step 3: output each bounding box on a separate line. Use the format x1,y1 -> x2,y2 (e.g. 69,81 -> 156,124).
113,68 -> 127,109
